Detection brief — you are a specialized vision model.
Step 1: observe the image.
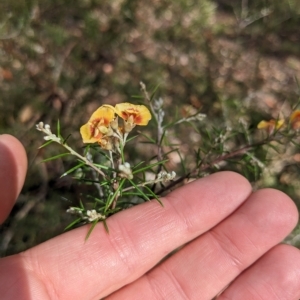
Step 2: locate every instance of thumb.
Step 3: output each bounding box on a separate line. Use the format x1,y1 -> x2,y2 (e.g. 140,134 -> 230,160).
0,134 -> 27,224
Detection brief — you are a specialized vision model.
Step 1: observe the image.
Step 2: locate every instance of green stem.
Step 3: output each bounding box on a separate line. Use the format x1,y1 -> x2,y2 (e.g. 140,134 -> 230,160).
119,139 -> 126,163
122,177 -> 166,192
105,178 -> 126,211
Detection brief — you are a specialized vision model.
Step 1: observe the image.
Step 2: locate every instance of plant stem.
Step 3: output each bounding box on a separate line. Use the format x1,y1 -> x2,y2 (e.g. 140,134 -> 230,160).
62,143 -> 107,178
156,138 -> 275,195
122,177 -> 167,193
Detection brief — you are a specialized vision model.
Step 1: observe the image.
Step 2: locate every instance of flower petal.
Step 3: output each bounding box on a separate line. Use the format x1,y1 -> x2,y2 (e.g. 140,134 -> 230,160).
89,105 -> 115,126
257,119 -> 284,131
276,119 -> 285,129
80,105 -> 116,143
135,107 -> 152,125
115,102 -> 151,125
80,123 -> 100,143
290,110 -> 300,129
257,120 -> 271,129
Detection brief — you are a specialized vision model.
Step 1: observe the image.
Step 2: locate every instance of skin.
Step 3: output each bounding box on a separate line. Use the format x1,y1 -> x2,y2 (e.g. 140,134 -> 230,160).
0,134 -> 300,300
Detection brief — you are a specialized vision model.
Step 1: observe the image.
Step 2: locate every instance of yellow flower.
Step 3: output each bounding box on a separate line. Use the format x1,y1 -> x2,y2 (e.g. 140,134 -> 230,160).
80,105 -> 115,143
257,119 -> 284,133
115,103 -> 151,126
290,110 -> 300,130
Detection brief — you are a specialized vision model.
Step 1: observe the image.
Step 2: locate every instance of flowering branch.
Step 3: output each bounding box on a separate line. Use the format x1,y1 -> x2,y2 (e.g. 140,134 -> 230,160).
36,122 -> 107,178
35,86 -> 300,240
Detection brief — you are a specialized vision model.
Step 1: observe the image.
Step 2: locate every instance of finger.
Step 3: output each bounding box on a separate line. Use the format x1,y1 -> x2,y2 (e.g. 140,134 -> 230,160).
0,172 -> 251,300
0,135 -> 27,224
218,244 -> 300,300
107,189 -> 298,300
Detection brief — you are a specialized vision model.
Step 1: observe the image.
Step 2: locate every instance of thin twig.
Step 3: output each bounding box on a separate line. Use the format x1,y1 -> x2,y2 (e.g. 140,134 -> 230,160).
140,82 -> 164,161
156,138 -> 274,195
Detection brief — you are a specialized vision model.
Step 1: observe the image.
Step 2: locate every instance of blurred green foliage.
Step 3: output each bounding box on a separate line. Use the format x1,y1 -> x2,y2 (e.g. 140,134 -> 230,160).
0,0 -> 300,255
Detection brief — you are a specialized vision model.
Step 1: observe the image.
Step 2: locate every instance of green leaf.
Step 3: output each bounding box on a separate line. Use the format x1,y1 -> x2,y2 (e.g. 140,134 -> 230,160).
205,128 -> 212,141
38,140 -> 54,149
41,152 -> 70,162
266,143 -> 281,153
57,119 -> 61,136
85,220 -> 98,241
143,185 -> 163,206
122,192 -> 154,197
290,140 -> 300,147
64,218 -> 82,231
79,199 -> 85,209
99,180 -> 110,187
131,95 -> 144,99
105,178 -> 126,211
83,144 -> 91,156
63,134 -> 72,144
159,128 -> 167,145
92,197 -> 105,204
128,179 -> 150,201
163,119 -> 178,130
132,159 -> 168,174
137,131 -> 156,143
291,85 -> 300,110
103,220 -> 109,233
126,134 -> 139,143
150,83 -> 161,101
60,162 -> 85,178
177,149 -> 186,174
187,120 -> 201,134
92,163 -> 110,170
132,161 -> 145,170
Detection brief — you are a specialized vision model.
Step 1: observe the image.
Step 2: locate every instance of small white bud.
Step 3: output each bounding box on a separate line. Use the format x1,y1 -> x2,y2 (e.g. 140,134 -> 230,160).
36,122 -> 44,131
157,170 -> 176,183
44,124 -> 52,134
124,162 -> 130,169
86,209 -> 105,222
118,162 -> 133,179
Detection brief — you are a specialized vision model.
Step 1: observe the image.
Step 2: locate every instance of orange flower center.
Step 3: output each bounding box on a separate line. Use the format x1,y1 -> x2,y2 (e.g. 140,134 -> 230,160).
89,118 -> 109,139
121,108 -> 142,124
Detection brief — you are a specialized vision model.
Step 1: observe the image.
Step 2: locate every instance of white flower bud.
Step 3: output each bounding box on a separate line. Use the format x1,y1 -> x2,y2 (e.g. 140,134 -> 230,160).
157,170 -> 176,183
36,122 -> 44,131
118,162 -> 133,179
86,209 -> 105,222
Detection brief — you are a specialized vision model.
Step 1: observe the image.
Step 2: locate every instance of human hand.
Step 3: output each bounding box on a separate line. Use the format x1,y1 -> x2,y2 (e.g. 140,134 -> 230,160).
1,134 -> 300,300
